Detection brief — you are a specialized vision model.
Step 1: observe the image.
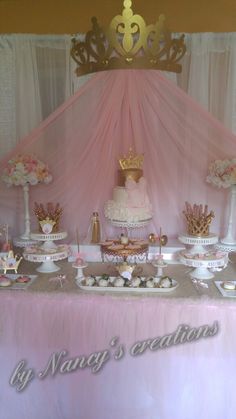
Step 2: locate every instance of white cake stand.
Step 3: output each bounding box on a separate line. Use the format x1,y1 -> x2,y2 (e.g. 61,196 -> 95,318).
30,231 -> 67,250
23,231 -> 68,273
13,237 -> 39,248
178,233 -> 218,254
23,246 -> 68,273
179,250 -> 228,280
109,219 -> 152,229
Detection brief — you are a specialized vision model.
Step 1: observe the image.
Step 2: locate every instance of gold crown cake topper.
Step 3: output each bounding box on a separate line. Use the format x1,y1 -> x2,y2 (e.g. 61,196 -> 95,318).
119,148 -> 144,170
71,0 -> 186,76
183,202 -> 215,237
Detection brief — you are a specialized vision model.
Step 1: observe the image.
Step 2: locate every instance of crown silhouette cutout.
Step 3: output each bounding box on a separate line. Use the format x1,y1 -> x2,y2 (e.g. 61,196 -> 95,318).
119,148 -> 144,170
71,0 -> 186,76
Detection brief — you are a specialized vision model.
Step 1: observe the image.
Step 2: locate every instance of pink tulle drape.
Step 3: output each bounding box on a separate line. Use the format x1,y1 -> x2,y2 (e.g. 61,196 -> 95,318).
1,291 -> 236,419
1,69 -> 236,241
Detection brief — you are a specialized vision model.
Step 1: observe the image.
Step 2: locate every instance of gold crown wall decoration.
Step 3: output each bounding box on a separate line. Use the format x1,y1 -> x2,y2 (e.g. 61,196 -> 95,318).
119,148 -> 144,170
71,0 -> 186,76
183,202 -> 215,237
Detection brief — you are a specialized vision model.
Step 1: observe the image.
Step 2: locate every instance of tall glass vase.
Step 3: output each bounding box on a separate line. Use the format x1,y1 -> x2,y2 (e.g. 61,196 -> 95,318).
221,184 -> 236,245
20,184 -> 31,240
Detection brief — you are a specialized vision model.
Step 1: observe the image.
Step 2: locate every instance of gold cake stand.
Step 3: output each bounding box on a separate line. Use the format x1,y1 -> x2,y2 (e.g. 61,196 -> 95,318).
100,239 -> 149,262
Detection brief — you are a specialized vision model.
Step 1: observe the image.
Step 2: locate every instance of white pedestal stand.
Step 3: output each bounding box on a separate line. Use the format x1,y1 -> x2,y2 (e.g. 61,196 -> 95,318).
21,184 -> 31,240
30,232 -> 67,250
73,263 -> 88,283
152,261 -> 168,283
178,233 -> 218,254
221,185 -> 236,246
13,184 -> 39,247
178,234 -> 228,280
23,231 -> 68,273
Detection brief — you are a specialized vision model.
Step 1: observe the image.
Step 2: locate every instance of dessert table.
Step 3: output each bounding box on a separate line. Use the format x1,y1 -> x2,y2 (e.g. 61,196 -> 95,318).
1,259 -> 236,419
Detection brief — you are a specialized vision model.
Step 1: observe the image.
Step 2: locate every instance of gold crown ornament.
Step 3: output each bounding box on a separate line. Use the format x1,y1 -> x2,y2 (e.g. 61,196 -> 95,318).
119,148 -> 144,170
34,202 -> 63,233
183,202 -> 215,237
71,0 -> 186,76
118,148 -> 144,185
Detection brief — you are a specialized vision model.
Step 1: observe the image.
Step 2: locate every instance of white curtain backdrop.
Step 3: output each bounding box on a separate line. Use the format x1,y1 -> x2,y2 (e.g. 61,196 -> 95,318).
0,34 -> 72,159
0,33 -> 236,160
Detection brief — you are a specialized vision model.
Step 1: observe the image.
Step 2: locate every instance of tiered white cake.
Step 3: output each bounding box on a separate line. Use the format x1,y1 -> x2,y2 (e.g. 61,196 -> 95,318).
104,149 -> 152,224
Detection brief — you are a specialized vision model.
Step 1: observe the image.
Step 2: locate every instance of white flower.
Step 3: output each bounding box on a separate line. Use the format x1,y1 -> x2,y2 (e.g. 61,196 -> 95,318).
27,173 -> 39,185
44,174 -> 53,184
15,162 -> 25,172
206,158 -> 236,188
2,154 -> 52,188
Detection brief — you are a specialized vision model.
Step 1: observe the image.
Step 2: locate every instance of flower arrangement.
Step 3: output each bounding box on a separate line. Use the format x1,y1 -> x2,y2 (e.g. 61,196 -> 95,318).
206,159 -> 236,188
2,154 -> 52,187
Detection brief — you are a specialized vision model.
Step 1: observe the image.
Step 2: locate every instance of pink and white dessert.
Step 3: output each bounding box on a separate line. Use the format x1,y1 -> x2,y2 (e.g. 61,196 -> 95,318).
16,275 -> 31,283
105,177 -> 152,223
75,257 -> 86,267
84,277 -> 95,286
0,275 -> 11,287
114,277 -> 125,287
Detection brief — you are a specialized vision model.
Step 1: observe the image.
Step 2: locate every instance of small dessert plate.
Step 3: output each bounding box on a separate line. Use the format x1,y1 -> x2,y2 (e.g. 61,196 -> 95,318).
214,280 -> 236,297
0,274 -> 37,290
221,281 -> 236,290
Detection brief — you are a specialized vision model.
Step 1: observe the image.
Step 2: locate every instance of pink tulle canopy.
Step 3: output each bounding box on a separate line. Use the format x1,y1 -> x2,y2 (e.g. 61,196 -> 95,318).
1,69 -> 236,241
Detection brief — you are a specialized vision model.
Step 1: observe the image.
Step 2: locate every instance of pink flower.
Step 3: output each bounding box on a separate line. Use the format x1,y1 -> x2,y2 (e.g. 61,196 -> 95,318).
1,154 -> 53,187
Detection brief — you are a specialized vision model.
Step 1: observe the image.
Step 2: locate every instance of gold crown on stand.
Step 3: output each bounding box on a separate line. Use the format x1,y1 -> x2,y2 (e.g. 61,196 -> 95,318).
119,148 -> 144,170
183,202 -> 215,237
71,0 -> 186,76
34,202 -> 63,233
